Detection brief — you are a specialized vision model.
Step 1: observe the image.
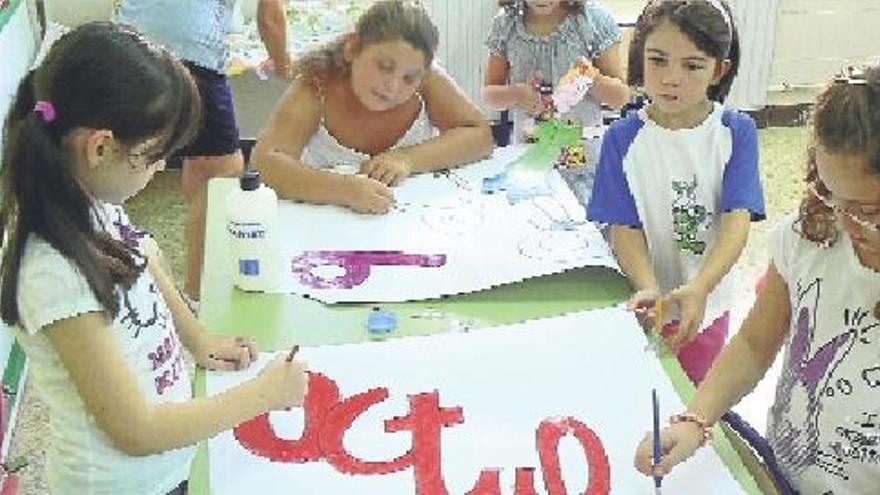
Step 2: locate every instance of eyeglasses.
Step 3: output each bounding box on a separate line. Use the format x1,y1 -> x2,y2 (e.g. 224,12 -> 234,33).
808,182 -> 880,233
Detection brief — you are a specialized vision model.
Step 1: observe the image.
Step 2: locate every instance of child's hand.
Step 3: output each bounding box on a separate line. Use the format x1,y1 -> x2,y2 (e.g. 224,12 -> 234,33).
514,82 -> 544,117
634,422 -> 705,478
256,352 -> 309,410
258,56 -> 294,81
571,56 -> 600,80
195,334 -> 258,371
626,288 -> 663,331
360,151 -> 413,186
345,174 -> 395,214
665,283 -> 709,350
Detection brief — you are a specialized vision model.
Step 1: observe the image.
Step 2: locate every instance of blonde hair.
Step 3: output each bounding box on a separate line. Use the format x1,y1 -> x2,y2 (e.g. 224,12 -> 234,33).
293,0 -> 438,82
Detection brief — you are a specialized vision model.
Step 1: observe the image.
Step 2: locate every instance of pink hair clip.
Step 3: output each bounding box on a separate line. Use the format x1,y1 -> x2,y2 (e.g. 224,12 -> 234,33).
33,100 -> 57,122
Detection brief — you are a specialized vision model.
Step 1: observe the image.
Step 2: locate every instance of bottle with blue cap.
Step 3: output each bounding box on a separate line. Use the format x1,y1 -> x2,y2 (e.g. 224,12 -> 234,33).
225,169 -> 281,291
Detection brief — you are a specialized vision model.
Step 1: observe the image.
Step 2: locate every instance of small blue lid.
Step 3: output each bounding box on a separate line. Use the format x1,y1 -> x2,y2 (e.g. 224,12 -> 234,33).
366,307 -> 397,334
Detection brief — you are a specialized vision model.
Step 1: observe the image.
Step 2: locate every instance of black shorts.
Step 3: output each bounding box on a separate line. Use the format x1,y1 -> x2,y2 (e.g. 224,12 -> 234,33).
175,61 -> 241,158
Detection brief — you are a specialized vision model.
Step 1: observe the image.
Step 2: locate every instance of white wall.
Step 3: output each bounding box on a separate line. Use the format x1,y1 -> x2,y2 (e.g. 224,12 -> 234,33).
1,0 -> 38,156
605,0 -> 880,89
423,1 -> 496,113
769,0 -> 880,88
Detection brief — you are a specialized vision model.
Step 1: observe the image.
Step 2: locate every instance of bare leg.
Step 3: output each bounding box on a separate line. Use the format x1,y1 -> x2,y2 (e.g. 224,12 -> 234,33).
181,152 -> 244,300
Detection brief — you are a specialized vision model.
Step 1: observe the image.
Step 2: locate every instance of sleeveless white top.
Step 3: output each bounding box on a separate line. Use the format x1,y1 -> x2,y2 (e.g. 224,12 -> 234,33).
301,84 -> 437,173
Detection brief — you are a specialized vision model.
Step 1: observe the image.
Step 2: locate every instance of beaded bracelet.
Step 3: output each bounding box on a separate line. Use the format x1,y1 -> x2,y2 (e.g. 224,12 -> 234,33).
669,412 -> 714,446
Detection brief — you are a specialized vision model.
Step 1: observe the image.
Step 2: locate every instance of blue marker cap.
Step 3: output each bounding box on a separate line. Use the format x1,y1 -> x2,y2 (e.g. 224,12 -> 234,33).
366,307 -> 397,334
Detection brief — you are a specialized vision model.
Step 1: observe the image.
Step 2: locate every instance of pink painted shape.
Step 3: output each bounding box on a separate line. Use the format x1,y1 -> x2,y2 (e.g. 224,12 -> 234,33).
291,250 -> 447,289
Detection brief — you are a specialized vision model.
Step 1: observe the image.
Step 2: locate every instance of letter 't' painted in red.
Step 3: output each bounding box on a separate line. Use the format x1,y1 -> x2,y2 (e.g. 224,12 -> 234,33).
385,392 -> 465,495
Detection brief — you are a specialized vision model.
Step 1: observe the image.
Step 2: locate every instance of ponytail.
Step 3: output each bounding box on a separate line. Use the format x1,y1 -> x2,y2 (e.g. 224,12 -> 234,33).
2,68 -> 142,325
1,22 -> 199,326
7,70 -> 37,122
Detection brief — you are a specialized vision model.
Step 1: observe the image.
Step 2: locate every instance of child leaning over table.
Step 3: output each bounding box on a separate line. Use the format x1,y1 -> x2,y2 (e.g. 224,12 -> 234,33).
252,0 -> 494,215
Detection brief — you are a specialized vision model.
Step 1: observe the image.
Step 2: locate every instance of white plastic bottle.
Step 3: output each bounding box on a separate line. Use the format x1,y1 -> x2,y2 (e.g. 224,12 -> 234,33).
225,169 -> 281,291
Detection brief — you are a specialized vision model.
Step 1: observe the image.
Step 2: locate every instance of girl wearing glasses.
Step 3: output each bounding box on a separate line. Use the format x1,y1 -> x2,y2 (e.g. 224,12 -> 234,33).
634,61 -> 880,494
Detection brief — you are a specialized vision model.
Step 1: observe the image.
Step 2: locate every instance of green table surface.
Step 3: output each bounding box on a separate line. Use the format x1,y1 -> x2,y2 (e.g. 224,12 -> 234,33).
189,177 -> 762,494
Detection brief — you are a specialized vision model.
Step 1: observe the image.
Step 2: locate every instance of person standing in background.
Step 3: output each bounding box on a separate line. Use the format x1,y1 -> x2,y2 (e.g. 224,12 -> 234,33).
116,0 -> 292,310
482,0 -> 630,204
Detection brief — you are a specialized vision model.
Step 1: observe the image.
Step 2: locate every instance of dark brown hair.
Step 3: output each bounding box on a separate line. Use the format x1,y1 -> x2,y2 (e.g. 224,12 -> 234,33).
794,61 -> 880,319
628,0 -> 740,102
0,22 -> 201,325
293,0 -> 439,82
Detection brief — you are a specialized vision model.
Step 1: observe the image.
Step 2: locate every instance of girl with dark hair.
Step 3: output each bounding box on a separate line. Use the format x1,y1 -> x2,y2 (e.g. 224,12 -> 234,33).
252,0 -> 494,215
588,0 -> 765,384
0,22 -> 307,495
634,61 -> 880,493
626,0 -> 741,102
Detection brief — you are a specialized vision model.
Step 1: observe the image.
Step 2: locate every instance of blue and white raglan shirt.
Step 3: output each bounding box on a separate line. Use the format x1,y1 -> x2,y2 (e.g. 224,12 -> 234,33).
587,103 -> 765,328
11,202 -> 194,495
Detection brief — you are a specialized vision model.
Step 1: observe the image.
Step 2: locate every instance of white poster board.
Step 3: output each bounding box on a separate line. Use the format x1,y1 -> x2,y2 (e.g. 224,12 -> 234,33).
207,308 -> 747,494
272,147 -> 616,303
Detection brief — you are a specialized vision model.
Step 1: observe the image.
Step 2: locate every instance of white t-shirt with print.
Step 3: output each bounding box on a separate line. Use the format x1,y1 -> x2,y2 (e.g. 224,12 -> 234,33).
10,202 -> 194,495
588,103 -> 765,328
767,212 -> 880,493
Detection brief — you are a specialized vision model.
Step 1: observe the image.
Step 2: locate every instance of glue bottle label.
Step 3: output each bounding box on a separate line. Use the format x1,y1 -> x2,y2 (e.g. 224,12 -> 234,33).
227,220 -> 274,282
228,221 -> 267,241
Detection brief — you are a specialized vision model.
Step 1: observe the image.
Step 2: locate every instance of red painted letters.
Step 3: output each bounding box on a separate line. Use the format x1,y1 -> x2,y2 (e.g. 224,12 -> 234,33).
233,372 -> 610,494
